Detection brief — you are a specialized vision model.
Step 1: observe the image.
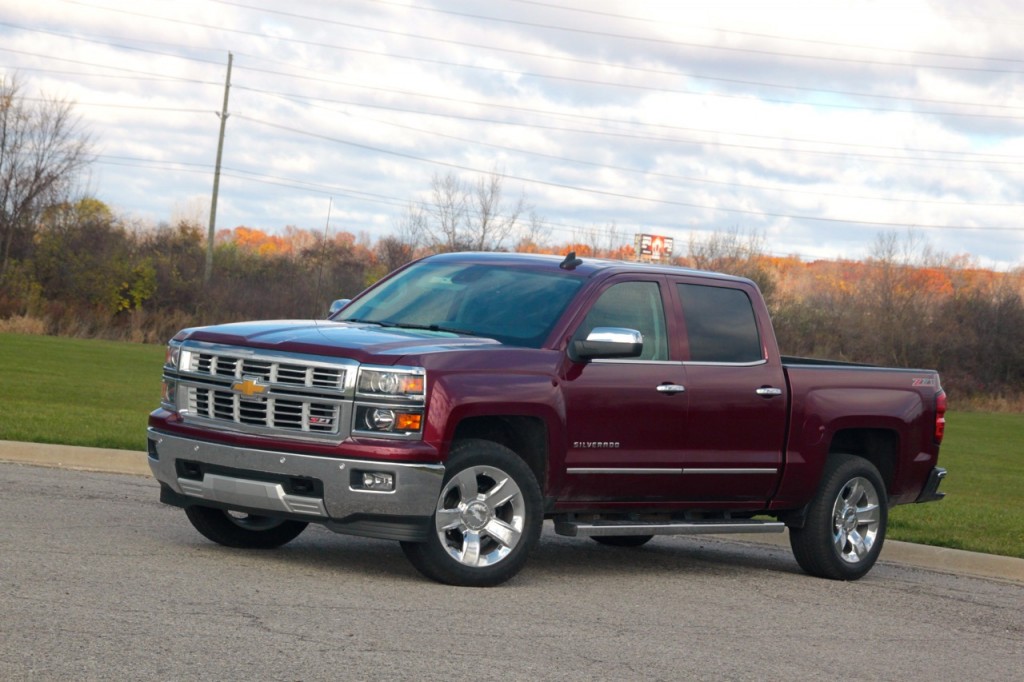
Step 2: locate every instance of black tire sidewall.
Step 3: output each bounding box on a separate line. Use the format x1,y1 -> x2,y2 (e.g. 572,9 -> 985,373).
184,505 -> 308,549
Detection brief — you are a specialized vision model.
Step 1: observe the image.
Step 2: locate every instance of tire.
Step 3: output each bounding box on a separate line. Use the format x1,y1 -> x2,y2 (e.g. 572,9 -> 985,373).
591,535 -> 654,548
789,454 -> 887,581
184,505 -> 308,549
400,439 -> 543,587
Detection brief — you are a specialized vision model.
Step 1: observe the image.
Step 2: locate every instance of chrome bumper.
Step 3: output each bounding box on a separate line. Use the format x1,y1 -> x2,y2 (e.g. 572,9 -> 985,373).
147,428 -> 444,539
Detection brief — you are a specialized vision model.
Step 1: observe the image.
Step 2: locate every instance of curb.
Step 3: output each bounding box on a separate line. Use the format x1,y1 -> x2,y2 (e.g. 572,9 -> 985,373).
2,440 -> 1022,585
0,439 -> 152,477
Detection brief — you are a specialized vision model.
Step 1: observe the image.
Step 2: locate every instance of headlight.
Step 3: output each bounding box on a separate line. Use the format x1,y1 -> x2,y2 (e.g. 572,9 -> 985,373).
354,365 -> 426,438
165,343 -> 181,369
356,367 -> 426,400
164,342 -> 191,371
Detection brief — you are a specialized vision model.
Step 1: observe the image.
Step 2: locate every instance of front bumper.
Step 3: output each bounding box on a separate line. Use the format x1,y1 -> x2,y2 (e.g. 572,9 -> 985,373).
915,466 -> 947,503
148,428 -> 445,541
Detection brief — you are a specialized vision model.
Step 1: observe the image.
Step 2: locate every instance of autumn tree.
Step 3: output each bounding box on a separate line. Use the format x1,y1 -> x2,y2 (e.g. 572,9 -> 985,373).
0,76 -> 93,275
32,198 -> 155,328
857,231 -> 948,367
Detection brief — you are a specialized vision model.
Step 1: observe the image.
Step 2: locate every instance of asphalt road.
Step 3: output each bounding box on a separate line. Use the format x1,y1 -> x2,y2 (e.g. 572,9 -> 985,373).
1,463 -> 1021,681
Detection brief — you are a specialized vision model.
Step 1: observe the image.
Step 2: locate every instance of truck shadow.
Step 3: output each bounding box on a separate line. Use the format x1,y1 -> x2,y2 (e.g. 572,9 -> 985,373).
526,531 -> 804,582
166,521 -> 803,584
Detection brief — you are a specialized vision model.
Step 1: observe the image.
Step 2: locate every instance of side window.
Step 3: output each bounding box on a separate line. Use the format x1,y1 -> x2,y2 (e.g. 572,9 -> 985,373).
677,283 -> 762,363
574,281 -> 668,361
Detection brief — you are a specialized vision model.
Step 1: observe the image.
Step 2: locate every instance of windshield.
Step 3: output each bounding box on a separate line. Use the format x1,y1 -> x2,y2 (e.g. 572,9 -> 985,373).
336,260 -> 584,348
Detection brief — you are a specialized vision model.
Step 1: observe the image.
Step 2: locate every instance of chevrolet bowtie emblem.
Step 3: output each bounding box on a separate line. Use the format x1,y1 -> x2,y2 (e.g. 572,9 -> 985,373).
231,377 -> 267,398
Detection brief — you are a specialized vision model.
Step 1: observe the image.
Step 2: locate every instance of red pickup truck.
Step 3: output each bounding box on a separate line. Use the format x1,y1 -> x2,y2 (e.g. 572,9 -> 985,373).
148,251 -> 947,586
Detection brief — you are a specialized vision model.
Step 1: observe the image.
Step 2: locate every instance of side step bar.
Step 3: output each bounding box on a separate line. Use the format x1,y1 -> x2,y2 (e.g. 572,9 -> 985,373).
555,519 -> 787,537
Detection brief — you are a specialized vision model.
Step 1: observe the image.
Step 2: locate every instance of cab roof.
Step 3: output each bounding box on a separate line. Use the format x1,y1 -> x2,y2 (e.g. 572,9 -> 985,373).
420,250 -> 755,286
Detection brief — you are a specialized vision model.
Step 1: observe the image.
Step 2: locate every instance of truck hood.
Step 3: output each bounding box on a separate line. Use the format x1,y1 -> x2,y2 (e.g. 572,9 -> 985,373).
178,320 -> 502,361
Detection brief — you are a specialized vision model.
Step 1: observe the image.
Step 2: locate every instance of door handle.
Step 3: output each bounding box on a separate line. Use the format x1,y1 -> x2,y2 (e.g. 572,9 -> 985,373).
756,387 -> 783,397
657,384 -> 686,394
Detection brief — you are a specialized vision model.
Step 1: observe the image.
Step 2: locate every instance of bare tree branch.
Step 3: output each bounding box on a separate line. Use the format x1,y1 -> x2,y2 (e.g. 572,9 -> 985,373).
0,75 -> 94,275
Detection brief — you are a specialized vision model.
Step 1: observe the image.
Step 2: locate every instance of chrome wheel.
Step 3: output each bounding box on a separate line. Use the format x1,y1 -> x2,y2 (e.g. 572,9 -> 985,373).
401,439 -> 543,586
831,476 -> 882,565
434,464 -> 527,568
789,454 -> 888,581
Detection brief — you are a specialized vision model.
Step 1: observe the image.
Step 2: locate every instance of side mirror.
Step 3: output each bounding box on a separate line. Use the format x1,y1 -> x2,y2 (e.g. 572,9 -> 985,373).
570,327 -> 643,362
328,298 -> 351,318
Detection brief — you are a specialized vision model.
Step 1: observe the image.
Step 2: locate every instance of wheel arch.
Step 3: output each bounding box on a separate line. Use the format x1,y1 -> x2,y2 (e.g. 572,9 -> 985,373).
828,428 -> 898,498
452,415 -> 549,492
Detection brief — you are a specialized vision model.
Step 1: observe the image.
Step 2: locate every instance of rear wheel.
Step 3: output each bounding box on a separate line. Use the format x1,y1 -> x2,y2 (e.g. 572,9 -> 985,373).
401,439 -> 543,587
789,454 -> 887,580
184,506 -> 308,549
591,535 -> 654,548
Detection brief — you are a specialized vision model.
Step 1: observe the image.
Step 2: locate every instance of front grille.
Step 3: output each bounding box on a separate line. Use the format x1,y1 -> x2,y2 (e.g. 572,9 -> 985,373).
188,388 -> 340,434
173,344 -> 357,442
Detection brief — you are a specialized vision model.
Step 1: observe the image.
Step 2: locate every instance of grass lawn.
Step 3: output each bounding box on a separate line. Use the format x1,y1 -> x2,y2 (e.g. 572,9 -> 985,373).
0,332 -> 164,451
0,332 -> 1021,558
888,411 -> 1024,559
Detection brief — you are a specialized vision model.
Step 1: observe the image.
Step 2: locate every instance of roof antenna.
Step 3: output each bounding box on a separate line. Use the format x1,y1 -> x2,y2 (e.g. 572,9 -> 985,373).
560,251 -> 583,270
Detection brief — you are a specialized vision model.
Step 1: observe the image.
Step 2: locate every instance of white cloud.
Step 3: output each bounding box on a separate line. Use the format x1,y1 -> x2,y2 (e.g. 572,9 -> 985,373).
1,0 -> 1022,266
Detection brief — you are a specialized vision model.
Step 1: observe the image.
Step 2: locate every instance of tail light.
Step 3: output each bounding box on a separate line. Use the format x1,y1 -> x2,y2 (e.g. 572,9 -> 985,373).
934,390 -> 947,443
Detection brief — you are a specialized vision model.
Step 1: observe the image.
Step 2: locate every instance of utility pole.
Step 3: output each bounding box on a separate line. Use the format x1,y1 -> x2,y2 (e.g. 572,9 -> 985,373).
204,51 -> 233,286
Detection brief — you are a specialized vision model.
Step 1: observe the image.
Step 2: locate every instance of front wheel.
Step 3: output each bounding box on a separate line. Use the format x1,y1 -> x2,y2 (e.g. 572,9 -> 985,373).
789,454 -> 887,580
401,439 -> 543,587
184,505 -> 308,549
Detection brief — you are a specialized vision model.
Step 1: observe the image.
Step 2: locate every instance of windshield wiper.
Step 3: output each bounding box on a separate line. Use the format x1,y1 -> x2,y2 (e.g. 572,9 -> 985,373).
385,322 -> 472,336
343,318 -> 385,326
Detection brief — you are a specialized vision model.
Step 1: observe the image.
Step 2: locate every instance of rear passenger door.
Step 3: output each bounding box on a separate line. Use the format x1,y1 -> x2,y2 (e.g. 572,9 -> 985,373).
669,278 -> 787,503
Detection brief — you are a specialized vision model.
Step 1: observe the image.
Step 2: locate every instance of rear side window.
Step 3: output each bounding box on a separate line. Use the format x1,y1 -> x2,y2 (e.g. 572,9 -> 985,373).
677,283 -> 762,363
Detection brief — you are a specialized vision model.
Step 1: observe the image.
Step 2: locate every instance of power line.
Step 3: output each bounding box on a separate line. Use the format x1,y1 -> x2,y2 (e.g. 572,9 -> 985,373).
235,84 -> 1024,169
44,1 -> 1024,119
357,0 -> 1024,76
241,87 -> 1024,209
500,0 -> 1024,66
233,113 -> 1024,232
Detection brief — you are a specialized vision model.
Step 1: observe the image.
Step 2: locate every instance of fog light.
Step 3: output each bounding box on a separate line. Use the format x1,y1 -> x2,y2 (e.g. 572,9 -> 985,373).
361,472 -> 395,491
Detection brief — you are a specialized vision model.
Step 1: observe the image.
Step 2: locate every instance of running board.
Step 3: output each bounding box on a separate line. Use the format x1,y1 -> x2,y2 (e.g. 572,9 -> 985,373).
554,519 -> 786,537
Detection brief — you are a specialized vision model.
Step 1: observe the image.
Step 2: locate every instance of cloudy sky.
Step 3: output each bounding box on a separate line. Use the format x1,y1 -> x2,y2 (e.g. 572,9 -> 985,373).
3,0 -> 1023,267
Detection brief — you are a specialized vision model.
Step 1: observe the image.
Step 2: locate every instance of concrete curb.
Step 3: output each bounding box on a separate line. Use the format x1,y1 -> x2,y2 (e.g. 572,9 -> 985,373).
2,440 -> 1022,585
0,439 -> 152,476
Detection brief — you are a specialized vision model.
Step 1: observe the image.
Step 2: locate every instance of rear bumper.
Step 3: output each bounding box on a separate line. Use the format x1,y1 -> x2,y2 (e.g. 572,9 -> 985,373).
915,466 -> 947,503
147,428 -> 444,541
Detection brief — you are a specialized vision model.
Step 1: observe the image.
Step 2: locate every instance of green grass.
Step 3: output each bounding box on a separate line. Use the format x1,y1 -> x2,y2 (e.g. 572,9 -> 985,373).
0,332 -> 1021,558
0,332 -> 163,451
889,411 -> 1024,558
